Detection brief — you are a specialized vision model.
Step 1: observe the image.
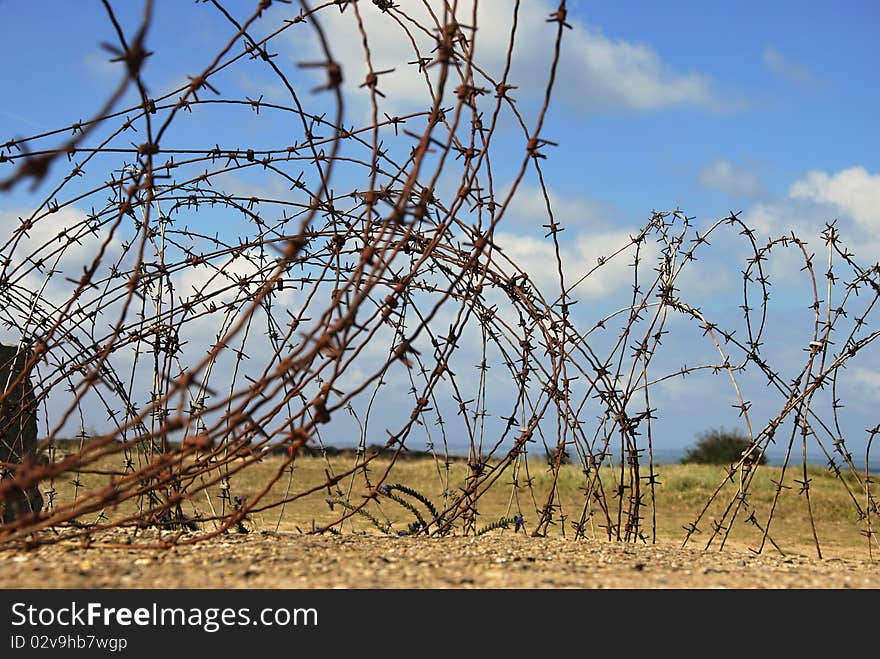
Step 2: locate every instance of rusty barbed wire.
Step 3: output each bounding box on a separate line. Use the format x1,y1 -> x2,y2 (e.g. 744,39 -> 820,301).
0,1 -> 877,558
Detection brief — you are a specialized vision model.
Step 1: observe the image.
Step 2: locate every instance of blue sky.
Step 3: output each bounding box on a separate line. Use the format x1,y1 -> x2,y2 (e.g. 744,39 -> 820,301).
3,1 -> 877,221
1,1 -> 878,463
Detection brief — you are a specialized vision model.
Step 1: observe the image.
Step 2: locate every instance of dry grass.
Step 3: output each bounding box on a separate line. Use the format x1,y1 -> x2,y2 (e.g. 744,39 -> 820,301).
43,451 -> 876,561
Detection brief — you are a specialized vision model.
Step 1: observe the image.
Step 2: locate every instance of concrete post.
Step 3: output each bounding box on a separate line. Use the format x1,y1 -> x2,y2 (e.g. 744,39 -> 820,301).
0,344 -> 42,523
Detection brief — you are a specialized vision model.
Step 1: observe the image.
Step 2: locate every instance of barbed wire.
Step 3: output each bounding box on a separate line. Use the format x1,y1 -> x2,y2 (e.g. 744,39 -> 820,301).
0,0 -> 877,558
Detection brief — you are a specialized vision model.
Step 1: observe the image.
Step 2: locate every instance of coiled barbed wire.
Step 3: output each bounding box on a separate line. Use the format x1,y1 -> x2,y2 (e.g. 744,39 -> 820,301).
0,1 -> 877,558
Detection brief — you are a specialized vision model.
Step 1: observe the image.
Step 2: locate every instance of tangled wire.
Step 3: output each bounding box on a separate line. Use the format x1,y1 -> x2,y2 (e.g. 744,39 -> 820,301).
1,1 -> 878,557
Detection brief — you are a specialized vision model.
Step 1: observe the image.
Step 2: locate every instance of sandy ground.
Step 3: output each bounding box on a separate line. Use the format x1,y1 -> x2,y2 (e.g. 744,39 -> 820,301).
2,530 -> 880,589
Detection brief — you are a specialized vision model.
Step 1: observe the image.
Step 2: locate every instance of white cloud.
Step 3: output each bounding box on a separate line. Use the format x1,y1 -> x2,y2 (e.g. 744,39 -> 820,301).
0,207 -> 137,362
741,166 -> 880,276
789,167 -> 880,232
845,366 -> 880,414
485,182 -> 656,300
0,206 -> 124,310
762,47 -> 814,85
674,255 -> 739,299
498,182 -> 614,233
491,228 -> 651,301
851,366 -> 880,391
699,160 -> 765,200
176,247 -> 288,307
285,1 -> 727,119
491,168 -> 880,311
741,201 -> 784,238
0,206 -> 108,265
81,50 -> 119,80
556,20 -> 720,112
213,171 -> 298,205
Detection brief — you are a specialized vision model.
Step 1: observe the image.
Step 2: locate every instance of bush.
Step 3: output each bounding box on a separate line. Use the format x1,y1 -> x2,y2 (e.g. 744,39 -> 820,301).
680,428 -> 766,466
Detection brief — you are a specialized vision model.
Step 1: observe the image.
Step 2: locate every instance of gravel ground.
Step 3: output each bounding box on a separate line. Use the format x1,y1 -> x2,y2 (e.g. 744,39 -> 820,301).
2,531 -> 880,589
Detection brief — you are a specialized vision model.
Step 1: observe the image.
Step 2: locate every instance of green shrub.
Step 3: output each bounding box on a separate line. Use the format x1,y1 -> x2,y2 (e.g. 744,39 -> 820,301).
680,428 -> 767,466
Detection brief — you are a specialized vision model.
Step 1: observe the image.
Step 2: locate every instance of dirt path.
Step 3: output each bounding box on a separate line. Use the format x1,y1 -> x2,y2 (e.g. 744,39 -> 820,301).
3,531 -> 880,589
